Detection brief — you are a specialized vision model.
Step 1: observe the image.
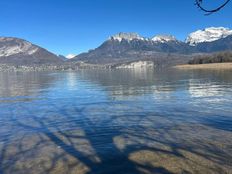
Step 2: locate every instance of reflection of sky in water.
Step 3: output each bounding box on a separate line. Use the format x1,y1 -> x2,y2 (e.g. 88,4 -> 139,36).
0,69 -> 232,174
188,79 -> 231,98
1,69 -> 232,121
0,69 -> 232,134
67,72 -> 78,90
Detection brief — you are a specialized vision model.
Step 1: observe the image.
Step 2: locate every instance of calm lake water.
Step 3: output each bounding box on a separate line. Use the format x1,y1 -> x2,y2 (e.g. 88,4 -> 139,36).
0,68 -> 232,174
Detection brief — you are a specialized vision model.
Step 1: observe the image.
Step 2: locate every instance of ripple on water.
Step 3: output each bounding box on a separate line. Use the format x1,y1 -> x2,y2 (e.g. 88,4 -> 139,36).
0,69 -> 232,174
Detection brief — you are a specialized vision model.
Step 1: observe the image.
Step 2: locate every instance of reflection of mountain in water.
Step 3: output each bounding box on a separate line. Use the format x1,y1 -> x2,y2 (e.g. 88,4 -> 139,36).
77,69 -> 232,100
1,69 -> 232,101
187,70 -> 232,98
77,69 -> 181,100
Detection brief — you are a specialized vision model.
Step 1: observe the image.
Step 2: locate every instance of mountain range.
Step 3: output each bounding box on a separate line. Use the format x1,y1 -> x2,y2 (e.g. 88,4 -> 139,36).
71,27 -> 232,65
1,27 -> 232,67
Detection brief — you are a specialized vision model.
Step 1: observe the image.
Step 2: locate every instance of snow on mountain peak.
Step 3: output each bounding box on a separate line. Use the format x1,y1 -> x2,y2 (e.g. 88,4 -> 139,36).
66,54 -> 76,59
186,27 -> 232,46
152,35 -> 177,43
110,32 -> 146,42
0,37 -> 38,57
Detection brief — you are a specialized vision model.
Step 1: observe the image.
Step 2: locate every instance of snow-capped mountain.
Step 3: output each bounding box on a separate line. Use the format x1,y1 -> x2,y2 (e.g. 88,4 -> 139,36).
71,32 -> 191,64
110,32 -> 147,42
186,27 -> 232,46
0,37 -> 63,65
72,28 -> 232,65
66,54 -> 76,59
110,33 -> 178,43
152,35 -> 178,43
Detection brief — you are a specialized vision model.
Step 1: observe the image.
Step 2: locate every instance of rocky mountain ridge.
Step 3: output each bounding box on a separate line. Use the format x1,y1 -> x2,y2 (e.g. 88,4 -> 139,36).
0,37 -> 63,65
71,27 -> 232,65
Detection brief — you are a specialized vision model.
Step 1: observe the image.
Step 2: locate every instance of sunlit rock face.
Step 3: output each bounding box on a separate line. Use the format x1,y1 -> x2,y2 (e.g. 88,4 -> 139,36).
152,35 -> 178,43
110,32 -> 147,42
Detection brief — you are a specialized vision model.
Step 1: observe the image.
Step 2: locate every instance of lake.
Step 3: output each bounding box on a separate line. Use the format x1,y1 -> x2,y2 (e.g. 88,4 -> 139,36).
0,68 -> 232,174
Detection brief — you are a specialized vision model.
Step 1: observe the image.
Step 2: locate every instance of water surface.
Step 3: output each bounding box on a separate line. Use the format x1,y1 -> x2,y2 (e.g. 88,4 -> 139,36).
0,69 -> 232,174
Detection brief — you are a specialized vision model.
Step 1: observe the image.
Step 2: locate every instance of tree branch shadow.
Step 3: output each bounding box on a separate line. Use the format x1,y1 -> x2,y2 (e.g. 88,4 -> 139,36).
1,101 -> 231,174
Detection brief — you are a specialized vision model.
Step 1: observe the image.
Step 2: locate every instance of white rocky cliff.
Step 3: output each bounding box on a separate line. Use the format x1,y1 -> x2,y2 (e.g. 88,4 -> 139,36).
152,35 -> 178,43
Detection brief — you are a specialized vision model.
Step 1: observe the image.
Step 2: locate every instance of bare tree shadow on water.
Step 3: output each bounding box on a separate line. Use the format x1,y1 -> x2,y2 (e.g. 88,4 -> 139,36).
0,102 -> 232,174
17,105 -> 175,174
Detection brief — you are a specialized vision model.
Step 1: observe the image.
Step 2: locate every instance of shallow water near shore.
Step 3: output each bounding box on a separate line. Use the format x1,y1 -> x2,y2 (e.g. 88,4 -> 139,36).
0,68 -> 232,174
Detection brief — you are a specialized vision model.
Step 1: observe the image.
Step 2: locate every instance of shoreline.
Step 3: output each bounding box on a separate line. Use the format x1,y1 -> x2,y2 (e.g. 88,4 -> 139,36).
174,63 -> 232,70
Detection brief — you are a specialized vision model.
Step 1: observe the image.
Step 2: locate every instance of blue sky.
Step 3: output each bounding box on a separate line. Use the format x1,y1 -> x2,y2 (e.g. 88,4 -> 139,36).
0,0 -> 231,56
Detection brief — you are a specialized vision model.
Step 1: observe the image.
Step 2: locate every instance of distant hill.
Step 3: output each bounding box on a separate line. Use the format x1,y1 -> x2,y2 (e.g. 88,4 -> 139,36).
0,37 -> 63,65
195,35 -> 232,53
58,55 -> 68,61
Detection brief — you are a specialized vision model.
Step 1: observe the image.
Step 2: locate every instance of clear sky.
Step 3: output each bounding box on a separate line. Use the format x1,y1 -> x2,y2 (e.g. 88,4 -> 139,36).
0,0 -> 231,56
